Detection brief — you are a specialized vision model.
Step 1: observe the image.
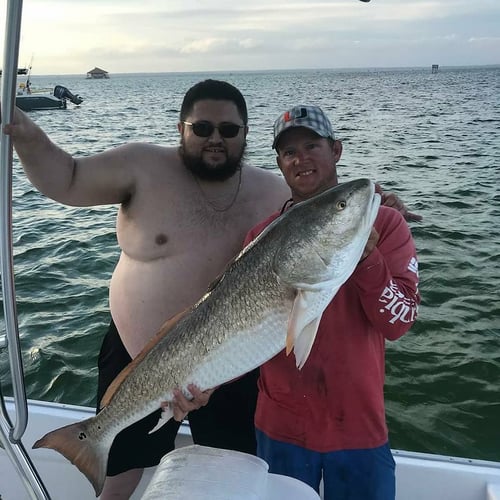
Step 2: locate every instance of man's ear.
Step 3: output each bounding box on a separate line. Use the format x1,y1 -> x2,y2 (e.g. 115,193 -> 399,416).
177,122 -> 183,134
276,155 -> 284,173
332,139 -> 343,162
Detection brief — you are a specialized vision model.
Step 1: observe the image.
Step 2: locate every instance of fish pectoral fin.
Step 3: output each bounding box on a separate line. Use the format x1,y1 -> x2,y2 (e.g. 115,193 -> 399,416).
286,289 -> 308,356
286,289 -> 322,367
293,316 -> 322,370
148,405 -> 174,434
286,285 -> 341,369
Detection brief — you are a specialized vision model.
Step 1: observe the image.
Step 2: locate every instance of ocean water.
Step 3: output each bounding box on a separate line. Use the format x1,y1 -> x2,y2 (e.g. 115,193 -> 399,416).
1,66 -> 499,462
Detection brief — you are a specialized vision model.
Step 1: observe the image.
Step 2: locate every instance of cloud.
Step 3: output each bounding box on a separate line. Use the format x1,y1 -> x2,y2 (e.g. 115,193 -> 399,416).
1,0 -> 499,74
468,36 -> 500,43
239,38 -> 260,49
180,38 -> 228,54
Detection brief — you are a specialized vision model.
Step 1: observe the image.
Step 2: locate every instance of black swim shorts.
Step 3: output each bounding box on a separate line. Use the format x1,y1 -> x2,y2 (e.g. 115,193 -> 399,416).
96,319 -> 181,475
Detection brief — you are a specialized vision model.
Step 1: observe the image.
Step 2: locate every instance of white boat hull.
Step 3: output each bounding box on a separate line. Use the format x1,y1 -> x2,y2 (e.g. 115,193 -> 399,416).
15,94 -> 66,112
1,398 -> 500,500
0,399 -> 175,499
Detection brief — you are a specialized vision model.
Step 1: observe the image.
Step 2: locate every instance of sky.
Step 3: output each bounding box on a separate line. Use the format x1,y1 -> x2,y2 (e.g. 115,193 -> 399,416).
1,0 -> 499,75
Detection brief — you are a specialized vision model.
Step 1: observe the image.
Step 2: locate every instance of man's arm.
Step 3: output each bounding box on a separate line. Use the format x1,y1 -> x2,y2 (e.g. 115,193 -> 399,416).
3,107 -> 137,206
376,183 -> 423,222
353,208 -> 420,340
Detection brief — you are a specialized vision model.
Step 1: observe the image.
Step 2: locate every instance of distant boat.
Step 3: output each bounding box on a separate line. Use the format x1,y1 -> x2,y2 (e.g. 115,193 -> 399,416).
0,67 -> 28,76
16,82 -> 83,112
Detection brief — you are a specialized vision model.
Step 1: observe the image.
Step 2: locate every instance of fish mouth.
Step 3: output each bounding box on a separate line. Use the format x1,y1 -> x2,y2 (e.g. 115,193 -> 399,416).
353,181 -> 380,232
368,189 -> 382,226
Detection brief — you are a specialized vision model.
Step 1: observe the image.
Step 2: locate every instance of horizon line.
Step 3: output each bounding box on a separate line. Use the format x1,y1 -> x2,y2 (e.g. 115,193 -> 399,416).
4,62 -> 499,78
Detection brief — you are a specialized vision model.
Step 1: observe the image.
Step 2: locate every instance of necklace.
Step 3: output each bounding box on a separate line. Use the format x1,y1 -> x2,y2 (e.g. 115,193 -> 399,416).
194,167 -> 242,212
279,198 -> 294,215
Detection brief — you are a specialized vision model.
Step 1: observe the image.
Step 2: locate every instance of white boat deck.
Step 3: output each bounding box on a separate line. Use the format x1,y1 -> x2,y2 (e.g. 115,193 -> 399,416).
1,399 -> 500,500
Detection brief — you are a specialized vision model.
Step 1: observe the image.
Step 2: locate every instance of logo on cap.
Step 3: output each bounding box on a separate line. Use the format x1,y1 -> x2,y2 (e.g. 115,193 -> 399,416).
273,105 -> 335,149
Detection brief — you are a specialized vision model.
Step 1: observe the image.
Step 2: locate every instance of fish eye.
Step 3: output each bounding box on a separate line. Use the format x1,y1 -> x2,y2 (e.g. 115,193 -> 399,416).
336,200 -> 347,210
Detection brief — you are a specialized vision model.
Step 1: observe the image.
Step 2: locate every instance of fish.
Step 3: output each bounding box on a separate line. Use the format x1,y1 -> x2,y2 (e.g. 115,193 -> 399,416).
32,178 -> 381,496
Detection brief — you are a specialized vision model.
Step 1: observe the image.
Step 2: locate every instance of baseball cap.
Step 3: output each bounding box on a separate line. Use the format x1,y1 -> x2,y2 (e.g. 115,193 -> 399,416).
272,105 -> 335,149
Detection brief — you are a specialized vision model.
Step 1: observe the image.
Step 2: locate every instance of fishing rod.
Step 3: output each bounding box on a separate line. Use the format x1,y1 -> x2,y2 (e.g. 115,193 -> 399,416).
0,0 -> 51,498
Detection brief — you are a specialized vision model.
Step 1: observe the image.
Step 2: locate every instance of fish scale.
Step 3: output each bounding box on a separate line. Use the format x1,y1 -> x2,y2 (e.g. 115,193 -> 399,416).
32,178 -> 380,496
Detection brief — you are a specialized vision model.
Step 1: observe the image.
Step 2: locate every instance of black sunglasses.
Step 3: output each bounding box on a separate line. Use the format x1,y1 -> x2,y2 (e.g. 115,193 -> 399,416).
182,121 -> 245,139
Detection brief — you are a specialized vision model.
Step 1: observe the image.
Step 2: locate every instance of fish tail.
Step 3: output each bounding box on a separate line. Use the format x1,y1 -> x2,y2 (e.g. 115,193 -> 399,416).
33,417 -> 108,497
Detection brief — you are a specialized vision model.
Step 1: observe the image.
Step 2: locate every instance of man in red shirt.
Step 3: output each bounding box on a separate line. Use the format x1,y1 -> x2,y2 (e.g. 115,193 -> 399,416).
244,105 -> 420,500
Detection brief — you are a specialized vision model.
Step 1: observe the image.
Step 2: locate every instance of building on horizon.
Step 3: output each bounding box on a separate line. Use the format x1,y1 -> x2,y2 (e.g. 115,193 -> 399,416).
86,67 -> 110,79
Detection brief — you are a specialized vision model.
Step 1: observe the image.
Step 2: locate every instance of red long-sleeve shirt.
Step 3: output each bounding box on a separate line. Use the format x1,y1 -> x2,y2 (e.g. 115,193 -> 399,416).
243,205 -> 420,452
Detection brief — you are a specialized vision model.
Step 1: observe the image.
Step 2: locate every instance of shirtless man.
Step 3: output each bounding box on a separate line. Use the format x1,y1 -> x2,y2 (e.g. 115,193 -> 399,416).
3,80 -> 288,498
2,79 -> 416,499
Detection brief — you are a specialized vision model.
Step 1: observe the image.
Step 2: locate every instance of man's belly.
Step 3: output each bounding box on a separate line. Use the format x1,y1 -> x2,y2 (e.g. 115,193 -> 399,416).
109,253 -> 223,358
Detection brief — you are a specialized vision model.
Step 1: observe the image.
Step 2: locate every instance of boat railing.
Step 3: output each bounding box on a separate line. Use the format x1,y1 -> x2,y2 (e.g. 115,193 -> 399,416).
1,1 -> 51,498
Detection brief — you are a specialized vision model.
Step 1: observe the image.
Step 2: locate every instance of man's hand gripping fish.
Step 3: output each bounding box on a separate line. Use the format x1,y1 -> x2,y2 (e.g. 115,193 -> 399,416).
33,178 -> 381,496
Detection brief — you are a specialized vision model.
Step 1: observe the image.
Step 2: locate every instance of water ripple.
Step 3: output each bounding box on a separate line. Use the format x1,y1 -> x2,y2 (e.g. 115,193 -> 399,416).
1,65 -> 499,461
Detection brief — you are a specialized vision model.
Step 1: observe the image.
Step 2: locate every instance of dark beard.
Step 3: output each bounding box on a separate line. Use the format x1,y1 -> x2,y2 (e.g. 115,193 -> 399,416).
179,140 -> 246,182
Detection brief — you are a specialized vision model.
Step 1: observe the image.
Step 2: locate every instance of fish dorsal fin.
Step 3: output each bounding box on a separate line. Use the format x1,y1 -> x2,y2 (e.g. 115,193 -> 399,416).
100,308 -> 189,408
286,284 -> 341,369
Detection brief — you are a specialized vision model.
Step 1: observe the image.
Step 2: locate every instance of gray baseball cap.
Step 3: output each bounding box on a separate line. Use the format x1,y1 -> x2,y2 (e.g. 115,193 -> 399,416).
272,105 -> 335,149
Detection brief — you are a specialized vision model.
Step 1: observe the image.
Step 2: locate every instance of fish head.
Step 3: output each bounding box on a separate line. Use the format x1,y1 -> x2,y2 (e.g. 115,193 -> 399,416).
273,178 -> 381,289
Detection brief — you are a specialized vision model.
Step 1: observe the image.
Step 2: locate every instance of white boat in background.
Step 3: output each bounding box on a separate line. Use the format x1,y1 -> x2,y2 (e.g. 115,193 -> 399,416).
0,67 -> 28,76
1,397 -> 500,499
15,80 -> 83,112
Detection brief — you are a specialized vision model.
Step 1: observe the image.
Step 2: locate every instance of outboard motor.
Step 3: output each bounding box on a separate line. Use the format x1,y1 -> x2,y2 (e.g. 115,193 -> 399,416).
53,85 -> 84,105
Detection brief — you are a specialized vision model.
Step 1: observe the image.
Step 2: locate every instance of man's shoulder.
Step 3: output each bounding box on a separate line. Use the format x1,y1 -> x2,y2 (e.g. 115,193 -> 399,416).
244,164 -> 280,179
244,211 -> 281,245
243,165 -> 288,193
377,204 -> 406,221
121,142 -> 176,156
375,205 -> 410,236
117,143 -> 182,174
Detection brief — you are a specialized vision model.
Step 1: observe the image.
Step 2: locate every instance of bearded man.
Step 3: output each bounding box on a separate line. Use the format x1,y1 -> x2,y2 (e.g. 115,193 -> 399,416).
6,79 -> 289,499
